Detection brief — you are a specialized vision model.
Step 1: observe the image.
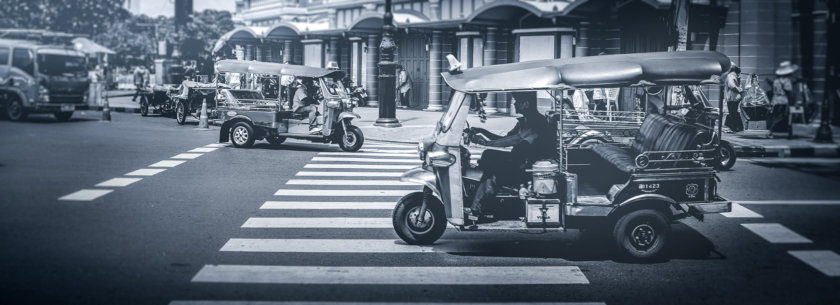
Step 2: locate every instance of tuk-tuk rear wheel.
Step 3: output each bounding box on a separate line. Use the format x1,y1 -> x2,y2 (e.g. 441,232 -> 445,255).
612,209 -> 670,260
175,102 -> 187,125
716,141 -> 736,170
393,191 -> 446,245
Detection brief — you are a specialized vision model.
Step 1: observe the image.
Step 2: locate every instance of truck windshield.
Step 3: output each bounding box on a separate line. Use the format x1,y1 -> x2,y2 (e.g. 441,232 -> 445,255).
37,54 -> 87,77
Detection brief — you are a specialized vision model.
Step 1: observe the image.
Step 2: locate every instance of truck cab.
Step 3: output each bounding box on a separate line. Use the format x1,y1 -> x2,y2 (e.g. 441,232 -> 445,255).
0,38 -> 90,121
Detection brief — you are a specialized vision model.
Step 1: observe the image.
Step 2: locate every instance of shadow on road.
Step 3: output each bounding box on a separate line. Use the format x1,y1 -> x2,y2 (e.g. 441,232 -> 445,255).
3,115 -> 98,124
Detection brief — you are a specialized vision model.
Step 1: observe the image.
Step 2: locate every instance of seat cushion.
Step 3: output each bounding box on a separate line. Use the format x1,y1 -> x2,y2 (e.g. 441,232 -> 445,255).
591,143 -> 638,174
634,114 -> 672,153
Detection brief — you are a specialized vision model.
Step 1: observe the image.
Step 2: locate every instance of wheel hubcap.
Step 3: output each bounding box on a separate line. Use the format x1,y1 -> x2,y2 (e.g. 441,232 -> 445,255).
630,223 -> 656,249
233,127 -> 248,144
343,132 -> 356,147
406,207 -> 433,234
720,149 -> 730,165
8,102 -> 21,118
177,105 -> 184,120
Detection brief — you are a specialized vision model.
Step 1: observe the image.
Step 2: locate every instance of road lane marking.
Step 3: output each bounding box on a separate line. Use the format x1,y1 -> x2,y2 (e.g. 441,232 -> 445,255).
205,143 -> 230,148
741,223 -> 813,244
363,144 -> 414,148
125,168 -> 167,176
736,200 -> 840,205
260,201 -> 395,210
58,189 -> 113,201
150,160 -> 186,168
319,152 -> 417,158
274,189 -> 412,196
172,153 -> 203,159
361,149 -> 417,153
286,179 -> 417,186
303,164 -> 416,170
170,301 -> 606,305
296,171 -> 403,177
221,239 -> 436,253
311,157 -> 420,163
788,250 -> 840,277
95,178 -> 143,187
242,217 -> 392,228
191,265 -> 590,285
189,147 -> 218,153
720,203 -> 763,218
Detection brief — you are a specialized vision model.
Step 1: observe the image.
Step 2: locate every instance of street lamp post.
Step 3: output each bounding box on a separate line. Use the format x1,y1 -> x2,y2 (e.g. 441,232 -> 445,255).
374,0 -> 401,127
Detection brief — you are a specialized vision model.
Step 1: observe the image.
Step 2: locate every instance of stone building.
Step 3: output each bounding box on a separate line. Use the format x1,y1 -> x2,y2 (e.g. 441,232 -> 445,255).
215,0 -> 830,119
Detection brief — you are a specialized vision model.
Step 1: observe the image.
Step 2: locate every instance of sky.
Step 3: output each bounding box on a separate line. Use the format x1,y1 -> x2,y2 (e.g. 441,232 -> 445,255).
126,0 -> 236,17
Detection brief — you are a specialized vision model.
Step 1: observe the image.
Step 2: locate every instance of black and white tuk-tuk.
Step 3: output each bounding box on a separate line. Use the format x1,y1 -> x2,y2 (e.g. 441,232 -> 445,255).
215,60 -> 364,151
393,51 -> 733,260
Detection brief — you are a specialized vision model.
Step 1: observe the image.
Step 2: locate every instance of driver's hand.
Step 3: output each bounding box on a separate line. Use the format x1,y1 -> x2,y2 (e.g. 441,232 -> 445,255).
471,134 -> 488,146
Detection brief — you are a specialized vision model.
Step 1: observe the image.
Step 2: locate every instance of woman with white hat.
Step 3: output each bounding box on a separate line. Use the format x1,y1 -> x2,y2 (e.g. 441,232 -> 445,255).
767,61 -> 797,133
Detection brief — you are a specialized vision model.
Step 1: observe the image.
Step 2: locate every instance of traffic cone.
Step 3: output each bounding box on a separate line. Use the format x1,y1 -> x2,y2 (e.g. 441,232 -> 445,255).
100,85 -> 111,122
197,97 -> 209,129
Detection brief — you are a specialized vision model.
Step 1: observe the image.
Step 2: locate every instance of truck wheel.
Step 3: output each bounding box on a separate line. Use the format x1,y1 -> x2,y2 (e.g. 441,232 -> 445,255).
175,101 -> 187,125
338,125 -> 364,152
716,141 -> 736,170
393,191 -> 446,245
6,97 -> 27,121
139,97 -> 149,117
612,209 -> 670,260
266,136 -> 286,146
230,122 -> 255,148
54,112 -> 73,121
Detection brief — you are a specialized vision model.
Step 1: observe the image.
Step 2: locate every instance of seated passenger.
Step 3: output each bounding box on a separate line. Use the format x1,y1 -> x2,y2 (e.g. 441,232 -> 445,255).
467,91 -> 554,220
293,78 -> 321,134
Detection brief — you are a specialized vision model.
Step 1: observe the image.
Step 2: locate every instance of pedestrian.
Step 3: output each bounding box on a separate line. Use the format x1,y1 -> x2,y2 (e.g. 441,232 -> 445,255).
131,66 -> 145,102
724,65 -> 744,132
397,65 -> 412,108
767,61 -> 797,133
89,65 -> 103,106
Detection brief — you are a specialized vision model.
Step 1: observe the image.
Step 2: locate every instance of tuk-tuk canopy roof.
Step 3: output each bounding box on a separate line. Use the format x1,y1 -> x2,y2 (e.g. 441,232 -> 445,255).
442,51 -> 732,93
215,60 -> 346,79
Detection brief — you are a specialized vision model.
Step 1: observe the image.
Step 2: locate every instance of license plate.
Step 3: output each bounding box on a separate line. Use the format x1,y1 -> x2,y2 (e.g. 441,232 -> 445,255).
60,105 -> 75,111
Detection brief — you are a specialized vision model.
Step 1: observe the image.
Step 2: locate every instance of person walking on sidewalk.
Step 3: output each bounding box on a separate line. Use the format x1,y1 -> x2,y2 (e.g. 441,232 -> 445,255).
724,65 -> 744,132
396,65 -> 412,108
768,61 -> 797,133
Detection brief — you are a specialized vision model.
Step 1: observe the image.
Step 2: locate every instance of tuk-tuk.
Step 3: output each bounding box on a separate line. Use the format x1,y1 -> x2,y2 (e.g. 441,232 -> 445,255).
168,80 -> 217,125
216,60 -> 364,151
394,51 -> 733,260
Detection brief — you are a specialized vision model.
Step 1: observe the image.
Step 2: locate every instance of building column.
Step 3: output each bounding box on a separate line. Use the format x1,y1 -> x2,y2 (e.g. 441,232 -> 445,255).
426,30 -> 443,111
245,44 -> 254,61
255,44 -> 264,61
366,34 -> 380,106
483,27 -> 499,114
328,37 -> 340,65
283,40 -> 293,63
235,44 -> 244,60
429,0 -> 441,20
576,22 -> 590,57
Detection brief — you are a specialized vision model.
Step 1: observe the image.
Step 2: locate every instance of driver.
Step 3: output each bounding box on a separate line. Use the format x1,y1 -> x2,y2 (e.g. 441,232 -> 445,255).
467,91 -> 554,220
293,78 -> 321,134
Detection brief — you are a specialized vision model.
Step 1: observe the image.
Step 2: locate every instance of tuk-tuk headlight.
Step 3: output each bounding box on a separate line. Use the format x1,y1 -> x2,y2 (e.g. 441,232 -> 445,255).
418,141 -> 426,161
428,150 -> 456,167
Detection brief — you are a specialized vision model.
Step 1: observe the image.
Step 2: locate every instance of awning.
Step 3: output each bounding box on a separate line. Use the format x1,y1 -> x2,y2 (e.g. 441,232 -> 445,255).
72,37 -> 115,55
215,59 -> 346,79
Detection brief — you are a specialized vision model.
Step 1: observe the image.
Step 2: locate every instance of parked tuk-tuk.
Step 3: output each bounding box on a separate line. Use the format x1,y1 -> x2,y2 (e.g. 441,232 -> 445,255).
394,51 -> 733,260
215,60 -> 364,151
168,80 -> 217,125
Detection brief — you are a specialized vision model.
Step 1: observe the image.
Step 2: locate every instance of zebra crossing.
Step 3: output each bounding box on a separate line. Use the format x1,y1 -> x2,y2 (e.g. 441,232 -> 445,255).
175,141 -> 600,304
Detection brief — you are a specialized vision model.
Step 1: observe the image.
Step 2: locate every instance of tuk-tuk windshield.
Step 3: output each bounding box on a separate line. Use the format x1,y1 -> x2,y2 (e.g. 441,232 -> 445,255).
438,91 -> 470,133
321,78 -> 347,97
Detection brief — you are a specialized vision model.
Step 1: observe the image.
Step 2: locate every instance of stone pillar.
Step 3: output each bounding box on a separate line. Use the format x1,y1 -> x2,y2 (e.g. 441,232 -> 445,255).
255,44 -> 264,61
429,0 -> 441,20
426,30 -> 443,111
366,34 -> 380,106
483,27 -> 499,114
560,35 -> 574,59
245,44 -> 254,61
328,9 -> 338,30
328,37 -> 340,65
283,40 -> 293,63
576,22 -> 590,57
235,44 -> 244,60
264,45 -> 273,62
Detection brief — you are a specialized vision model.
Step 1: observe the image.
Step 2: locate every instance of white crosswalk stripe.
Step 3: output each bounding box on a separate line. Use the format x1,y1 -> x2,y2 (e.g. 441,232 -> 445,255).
192,265 -> 590,285
125,168 -> 167,176
286,179 -> 417,186
788,250 -> 840,277
312,157 -> 420,163
296,171 -> 403,177
171,301 -> 606,305
260,201 -> 394,210
58,189 -> 113,201
221,238 -> 436,253
319,152 -> 418,158
304,164 -> 416,170
741,223 -> 813,244
242,217 -> 392,228
274,189 -> 413,196
95,177 -> 143,187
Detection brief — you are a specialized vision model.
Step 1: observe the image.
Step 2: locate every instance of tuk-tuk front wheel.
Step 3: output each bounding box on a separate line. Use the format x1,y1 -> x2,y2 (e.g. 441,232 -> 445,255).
230,122 -> 255,148
338,125 -> 364,152
393,191 -> 446,245
175,101 -> 187,125
612,209 -> 670,260
716,140 -> 736,170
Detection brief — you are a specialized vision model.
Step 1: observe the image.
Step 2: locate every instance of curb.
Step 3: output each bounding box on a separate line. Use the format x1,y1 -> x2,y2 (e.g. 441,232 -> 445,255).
734,144 -> 840,158
87,106 -> 141,114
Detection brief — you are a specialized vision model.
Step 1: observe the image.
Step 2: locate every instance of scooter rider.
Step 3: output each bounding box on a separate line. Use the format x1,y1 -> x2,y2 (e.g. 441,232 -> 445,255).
293,78 -> 322,134
466,91 -> 554,220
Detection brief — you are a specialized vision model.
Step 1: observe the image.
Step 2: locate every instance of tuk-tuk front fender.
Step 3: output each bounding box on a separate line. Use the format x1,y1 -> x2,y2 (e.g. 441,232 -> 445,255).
400,167 -> 442,202
219,115 -> 253,143
338,111 -> 360,122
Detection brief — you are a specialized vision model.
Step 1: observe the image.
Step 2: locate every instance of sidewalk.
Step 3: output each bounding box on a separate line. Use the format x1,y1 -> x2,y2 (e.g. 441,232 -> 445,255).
723,123 -> 840,158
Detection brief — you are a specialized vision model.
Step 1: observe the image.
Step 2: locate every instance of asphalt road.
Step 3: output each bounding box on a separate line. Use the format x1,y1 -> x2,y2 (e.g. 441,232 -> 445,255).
1,111 -> 839,305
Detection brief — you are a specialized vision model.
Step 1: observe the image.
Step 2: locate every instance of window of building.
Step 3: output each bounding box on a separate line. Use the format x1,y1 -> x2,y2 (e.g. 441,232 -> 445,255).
12,48 -> 35,75
303,41 -> 323,68
456,32 -> 482,68
0,47 -> 9,65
